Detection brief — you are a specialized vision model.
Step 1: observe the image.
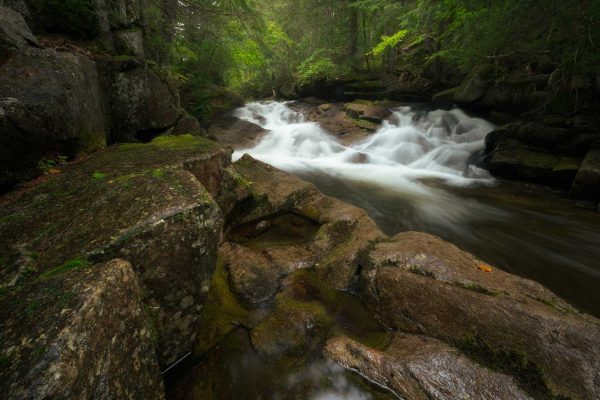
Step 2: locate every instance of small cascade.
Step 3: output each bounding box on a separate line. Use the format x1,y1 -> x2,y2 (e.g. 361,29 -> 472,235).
233,101 -> 496,193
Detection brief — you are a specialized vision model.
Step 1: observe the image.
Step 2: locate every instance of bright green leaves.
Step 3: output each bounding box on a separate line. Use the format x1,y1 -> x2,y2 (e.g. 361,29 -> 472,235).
370,29 -> 408,57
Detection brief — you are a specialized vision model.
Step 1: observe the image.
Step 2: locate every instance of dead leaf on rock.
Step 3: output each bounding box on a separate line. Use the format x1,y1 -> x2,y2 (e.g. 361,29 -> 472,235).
478,264 -> 493,273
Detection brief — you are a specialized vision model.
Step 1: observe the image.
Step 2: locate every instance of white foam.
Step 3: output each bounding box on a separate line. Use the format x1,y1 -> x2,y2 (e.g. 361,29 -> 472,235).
233,101 -> 495,195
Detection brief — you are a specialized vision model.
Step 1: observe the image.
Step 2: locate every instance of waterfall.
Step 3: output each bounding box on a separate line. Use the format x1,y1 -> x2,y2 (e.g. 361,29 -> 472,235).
232,101 -> 495,195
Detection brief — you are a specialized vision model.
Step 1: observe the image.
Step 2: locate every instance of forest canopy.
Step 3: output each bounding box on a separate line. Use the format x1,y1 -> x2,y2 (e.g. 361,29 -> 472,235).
162,0 -> 599,119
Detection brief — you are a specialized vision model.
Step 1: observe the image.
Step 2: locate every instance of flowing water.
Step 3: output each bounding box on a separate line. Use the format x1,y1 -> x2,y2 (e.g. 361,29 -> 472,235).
233,101 -> 600,316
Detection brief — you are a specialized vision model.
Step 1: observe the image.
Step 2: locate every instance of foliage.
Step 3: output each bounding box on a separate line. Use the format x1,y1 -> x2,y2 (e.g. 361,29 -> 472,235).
370,29 -> 408,57
296,50 -> 338,84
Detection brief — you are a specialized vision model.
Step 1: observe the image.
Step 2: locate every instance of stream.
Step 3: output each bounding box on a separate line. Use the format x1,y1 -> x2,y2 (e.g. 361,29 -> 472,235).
233,101 -> 600,317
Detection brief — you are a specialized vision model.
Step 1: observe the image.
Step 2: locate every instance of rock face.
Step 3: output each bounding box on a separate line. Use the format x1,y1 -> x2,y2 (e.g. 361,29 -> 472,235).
0,98 -> 46,190
0,135 -> 229,369
325,335 -> 531,400
0,259 -> 165,400
0,47 -> 109,155
0,4 -> 37,51
110,65 -> 182,143
0,1 -> 205,192
361,231 -> 600,399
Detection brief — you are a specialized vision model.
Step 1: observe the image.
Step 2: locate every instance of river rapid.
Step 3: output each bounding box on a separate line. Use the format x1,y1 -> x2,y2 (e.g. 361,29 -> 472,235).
233,101 -> 600,316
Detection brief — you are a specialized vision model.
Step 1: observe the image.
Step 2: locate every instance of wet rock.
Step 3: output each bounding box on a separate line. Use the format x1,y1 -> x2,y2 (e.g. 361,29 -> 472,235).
110,65 -> 182,143
0,135 -> 229,368
230,155 -> 385,290
570,149 -> 600,201
0,259 -> 164,400
209,116 -> 266,148
289,101 -> 372,145
453,65 -> 495,103
222,242 -> 280,305
0,47 -> 108,155
362,231 -> 600,399
0,4 -> 37,51
325,335 -> 531,400
251,289 -> 332,360
343,102 -> 391,124
485,137 -> 561,183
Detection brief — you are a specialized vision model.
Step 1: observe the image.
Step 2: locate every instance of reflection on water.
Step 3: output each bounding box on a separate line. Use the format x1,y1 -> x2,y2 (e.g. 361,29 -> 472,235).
234,101 -> 600,316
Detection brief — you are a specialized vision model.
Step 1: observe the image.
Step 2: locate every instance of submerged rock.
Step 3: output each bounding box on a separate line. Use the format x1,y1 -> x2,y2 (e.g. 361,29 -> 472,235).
0,135 -> 229,368
0,259 -> 164,399
325,335 -> 531,400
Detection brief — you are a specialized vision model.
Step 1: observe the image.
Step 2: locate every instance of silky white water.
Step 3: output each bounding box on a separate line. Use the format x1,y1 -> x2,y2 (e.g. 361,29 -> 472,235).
233,101 -> 498,224
233,101 -> 495,192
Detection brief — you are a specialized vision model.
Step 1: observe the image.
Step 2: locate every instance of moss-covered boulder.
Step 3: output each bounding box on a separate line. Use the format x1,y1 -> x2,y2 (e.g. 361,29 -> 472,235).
361,231 -> 600,399
325,335 -> 531,400
0,135 -> 229,368
0,259 -> 164,399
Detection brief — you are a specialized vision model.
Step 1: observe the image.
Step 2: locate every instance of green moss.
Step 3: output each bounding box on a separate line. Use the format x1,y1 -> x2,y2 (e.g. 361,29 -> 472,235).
0,355 -> 9,368
456,335 -> 568,400
453,280 -> 500,296
92,172 -> 107,180
409,265 -> 436,278
39,257 -> 92,280
552,158 -> 581,172
151,168 -> 165,178
0,212 -> 26,227
142,304 -> 160,346
516,148 -> 559,169
195,258 -> 249,355
150,134 -> 216,149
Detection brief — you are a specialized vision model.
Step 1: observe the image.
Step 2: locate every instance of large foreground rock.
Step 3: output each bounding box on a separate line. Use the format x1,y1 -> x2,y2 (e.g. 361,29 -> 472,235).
325,335 -> 531,400
361,231 -> 600,399
0,259 -> 164,399
0,135 -> 229,368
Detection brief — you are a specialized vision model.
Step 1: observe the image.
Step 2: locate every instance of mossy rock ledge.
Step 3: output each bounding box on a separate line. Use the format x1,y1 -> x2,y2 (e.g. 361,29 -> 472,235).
184,154 -> 599,400
0,135 -> 230,398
